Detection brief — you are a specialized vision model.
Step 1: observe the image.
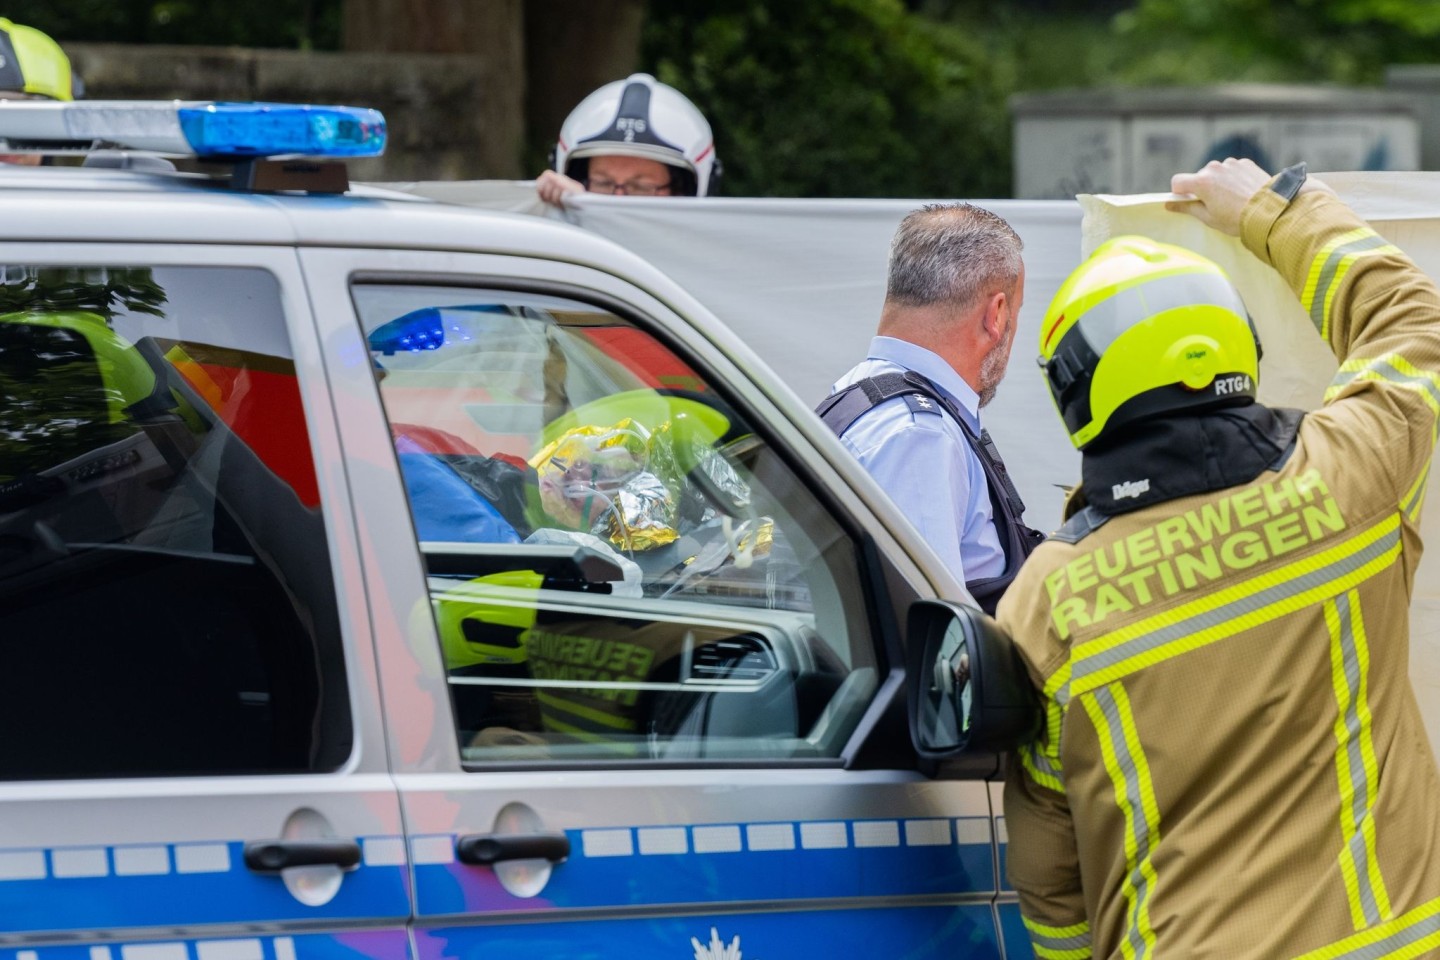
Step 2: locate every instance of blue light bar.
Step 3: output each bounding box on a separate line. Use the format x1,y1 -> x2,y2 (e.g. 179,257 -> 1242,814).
176,102 -> 387,158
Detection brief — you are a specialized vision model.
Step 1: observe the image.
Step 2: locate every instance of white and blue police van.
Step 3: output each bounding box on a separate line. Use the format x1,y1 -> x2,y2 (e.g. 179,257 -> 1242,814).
0,100 -> 1037,959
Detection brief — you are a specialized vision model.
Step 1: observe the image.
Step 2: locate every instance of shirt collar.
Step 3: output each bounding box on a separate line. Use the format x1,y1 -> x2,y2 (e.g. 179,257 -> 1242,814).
866,336 -> 982,428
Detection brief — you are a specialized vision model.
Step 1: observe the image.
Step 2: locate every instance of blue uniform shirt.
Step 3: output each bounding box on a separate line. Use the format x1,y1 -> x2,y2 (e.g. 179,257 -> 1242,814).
829,336 -> 1005,583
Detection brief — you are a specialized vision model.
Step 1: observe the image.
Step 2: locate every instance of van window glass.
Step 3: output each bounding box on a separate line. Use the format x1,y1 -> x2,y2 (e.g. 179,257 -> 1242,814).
0,265 -> 350,778
353,284 -> 880,763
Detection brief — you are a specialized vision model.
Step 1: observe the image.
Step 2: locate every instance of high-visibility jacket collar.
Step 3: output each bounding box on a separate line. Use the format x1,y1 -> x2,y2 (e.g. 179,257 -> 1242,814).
1080,403 -> 1303,517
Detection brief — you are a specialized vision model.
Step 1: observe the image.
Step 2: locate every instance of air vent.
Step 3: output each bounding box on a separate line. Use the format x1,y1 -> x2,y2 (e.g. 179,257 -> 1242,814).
689,635 -> 776,682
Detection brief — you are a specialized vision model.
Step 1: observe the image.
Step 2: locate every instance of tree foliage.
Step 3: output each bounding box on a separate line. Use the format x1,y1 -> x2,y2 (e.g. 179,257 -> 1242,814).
643,0 -> 1013,198
4,0 -> 340,50
1112,0 -> 1440,85
0,267 -> 167,321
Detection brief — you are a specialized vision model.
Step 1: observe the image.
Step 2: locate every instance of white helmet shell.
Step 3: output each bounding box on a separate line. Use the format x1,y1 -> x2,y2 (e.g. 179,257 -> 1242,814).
555,73 -> 719,197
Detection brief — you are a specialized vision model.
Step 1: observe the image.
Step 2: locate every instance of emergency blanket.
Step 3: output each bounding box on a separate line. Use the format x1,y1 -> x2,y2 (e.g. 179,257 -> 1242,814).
1082,172 -> 1440,766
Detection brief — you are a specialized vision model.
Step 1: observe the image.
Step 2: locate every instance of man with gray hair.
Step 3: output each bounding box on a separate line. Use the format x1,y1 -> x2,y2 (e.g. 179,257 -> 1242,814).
816,203 -> 1043,613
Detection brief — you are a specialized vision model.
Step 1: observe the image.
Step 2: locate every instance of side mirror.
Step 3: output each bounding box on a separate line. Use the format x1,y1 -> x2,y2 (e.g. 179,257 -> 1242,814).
906,599 -> 1039,758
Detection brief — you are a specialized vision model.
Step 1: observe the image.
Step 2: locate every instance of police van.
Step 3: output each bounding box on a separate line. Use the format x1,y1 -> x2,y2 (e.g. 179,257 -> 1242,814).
0,100 -> 1036,959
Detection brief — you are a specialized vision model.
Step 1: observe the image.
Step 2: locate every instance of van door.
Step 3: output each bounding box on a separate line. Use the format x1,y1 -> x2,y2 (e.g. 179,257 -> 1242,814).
302,246 -> 1005,958
0,249 -> 410,955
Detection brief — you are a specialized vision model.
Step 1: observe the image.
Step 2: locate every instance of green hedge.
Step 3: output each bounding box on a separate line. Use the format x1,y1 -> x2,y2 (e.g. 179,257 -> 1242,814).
643,0 -> 1014,198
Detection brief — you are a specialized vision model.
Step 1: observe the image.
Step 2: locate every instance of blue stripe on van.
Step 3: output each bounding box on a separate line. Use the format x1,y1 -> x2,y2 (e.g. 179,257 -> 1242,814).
998,902 -> 1038,960
417,903 -> 1001,959
0,839 -> 408,931
997,816 -> 1015,892
412,817 -> 994,915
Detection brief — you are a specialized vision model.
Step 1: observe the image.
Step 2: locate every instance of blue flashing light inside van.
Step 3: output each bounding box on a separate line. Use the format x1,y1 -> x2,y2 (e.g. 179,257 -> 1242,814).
176,103 -> 387,158
368,306 -> 509,356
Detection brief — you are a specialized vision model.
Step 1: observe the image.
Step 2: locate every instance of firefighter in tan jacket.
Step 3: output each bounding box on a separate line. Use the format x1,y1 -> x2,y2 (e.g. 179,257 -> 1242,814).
1001,157 -> 1440,959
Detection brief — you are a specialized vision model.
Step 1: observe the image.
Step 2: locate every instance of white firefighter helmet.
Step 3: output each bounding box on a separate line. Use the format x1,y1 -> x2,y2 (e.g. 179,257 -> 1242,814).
554,73 -> 720,197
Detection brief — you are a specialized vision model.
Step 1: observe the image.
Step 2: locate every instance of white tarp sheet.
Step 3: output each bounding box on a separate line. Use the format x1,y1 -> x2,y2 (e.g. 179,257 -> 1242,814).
379,181 -> 1085,532
1083,171 -> 1440,760
384,176 -> 1440,757
569,196 -> 1088,532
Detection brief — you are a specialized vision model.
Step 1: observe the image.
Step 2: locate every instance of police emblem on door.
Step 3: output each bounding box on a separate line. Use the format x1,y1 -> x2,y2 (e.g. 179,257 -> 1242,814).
691,928 -> 751,960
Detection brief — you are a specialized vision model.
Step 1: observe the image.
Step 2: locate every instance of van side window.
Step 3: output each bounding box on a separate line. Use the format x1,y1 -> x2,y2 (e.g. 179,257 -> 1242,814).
353,284 -> 881,762
0,266 -> 350,778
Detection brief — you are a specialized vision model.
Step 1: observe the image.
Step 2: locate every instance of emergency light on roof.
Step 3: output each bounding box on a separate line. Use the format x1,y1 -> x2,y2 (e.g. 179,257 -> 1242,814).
0,99 -> 387,158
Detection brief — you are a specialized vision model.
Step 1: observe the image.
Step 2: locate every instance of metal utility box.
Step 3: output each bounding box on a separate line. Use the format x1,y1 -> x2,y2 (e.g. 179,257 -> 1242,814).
1011,84 -> 1420,199
1386,66 -> 1440,171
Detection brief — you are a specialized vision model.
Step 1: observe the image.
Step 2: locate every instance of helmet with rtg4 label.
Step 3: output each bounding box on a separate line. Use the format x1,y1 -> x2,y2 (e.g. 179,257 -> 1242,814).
1039,235 -> 1263,450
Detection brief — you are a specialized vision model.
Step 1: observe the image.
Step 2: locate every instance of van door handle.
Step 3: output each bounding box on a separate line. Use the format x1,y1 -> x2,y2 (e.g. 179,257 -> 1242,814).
456,832 -> 570,865
243,839 -> 362,873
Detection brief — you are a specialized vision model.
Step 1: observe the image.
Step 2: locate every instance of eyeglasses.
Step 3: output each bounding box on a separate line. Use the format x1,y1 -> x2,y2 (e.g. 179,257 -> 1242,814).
584,176 -> 672,196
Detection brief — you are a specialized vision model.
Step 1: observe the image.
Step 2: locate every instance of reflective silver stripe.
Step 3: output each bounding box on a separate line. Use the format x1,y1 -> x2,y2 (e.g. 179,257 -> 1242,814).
1332,591 -> 1385,927
1404,464 -> 1429,519
1027,744 -> 1063,783
1069,523 -> 1400,698
1330,357 -> 1440,410
1022,698 -> 1068,791
1092,685 -> 1158,960
1309,233 -> 1394,333
1029,929 -> 1092,954
1020,740 -> 1065,793
535,690 -> 637,737
1313,911 -> 1440,960
1075,270 -> 1248,356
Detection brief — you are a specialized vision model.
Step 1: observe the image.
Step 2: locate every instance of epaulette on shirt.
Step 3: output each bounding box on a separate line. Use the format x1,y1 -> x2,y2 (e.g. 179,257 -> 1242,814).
902,391 -> 943,417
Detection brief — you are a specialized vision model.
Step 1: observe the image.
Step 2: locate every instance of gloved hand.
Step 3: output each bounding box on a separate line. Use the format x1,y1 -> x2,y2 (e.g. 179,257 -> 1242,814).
1167,157 -> 1333,236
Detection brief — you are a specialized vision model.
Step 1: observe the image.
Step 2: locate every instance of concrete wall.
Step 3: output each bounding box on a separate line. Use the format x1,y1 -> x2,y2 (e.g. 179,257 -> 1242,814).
1012,85 -> 1420,199
1386,66 -> 1440,172
65,44 -> 525,182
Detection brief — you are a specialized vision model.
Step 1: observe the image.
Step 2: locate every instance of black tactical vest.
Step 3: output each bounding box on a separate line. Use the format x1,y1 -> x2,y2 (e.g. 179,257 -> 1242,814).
815,370 -> 1045,614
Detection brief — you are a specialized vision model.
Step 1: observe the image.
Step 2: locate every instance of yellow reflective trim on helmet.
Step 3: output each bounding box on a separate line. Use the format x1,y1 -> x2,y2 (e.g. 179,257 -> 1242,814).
1326,591 -> 1393,931
1082,683 -> 1159,960
1040,262 -> 1210,359
1288,894 -> 1440,960
1040,234 -> 1226,355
